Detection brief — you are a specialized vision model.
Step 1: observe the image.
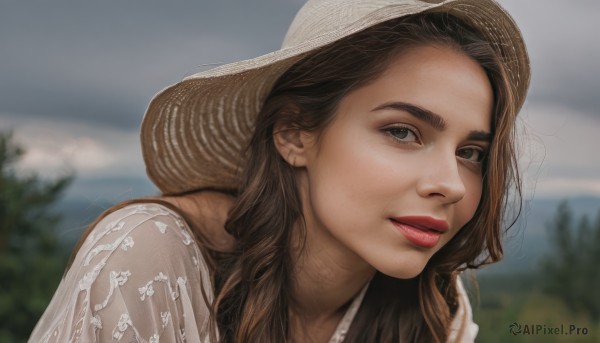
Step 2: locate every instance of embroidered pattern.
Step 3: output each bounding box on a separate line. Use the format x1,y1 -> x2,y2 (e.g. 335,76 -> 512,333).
121,236 -> 134,251
111,313 -> 133,340
155,221 -> 168,234
160,312 -> 171,329
94,270 -> 132,311
28,203 -> 476,343
30,204 -> 215,343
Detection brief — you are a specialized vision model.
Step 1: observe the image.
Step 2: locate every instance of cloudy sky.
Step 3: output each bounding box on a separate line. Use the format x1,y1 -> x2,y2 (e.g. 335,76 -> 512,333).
1,0 -> 599,201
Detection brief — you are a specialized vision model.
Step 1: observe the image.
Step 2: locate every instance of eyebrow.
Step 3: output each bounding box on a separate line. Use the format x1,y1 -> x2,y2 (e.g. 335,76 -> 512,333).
466,130 -> 492,142
371,101 -> 492,142
371,101 -> 447,130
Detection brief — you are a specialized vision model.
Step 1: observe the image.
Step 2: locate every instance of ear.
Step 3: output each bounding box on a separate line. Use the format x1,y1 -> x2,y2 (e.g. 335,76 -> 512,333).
273,120 -> 314,167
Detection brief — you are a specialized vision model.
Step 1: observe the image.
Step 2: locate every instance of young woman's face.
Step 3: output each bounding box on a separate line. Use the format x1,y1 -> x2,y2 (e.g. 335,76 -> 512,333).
299,45 -> 493,279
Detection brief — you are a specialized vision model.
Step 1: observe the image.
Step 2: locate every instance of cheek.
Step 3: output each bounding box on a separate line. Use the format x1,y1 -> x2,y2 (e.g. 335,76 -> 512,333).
307,124 -> 410,214
455,170 -> 484,231
306,125 -> 390,227
309,142 -> 369,211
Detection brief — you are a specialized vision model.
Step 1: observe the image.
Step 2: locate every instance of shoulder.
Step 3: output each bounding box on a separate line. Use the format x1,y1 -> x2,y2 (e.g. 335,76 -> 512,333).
75,202 -> 214,299
80,202 -> 200,262
76,202 -> 215,310
161,191 -> 237,252
30,202 -> 216,342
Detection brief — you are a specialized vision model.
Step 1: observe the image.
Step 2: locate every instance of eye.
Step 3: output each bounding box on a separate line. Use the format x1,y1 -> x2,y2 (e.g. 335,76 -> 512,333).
456,146 -> 485,163
383,126 -> 420,144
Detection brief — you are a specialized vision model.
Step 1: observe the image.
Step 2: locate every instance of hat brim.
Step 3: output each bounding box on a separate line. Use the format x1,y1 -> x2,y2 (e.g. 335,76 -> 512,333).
141,0 -> 530,195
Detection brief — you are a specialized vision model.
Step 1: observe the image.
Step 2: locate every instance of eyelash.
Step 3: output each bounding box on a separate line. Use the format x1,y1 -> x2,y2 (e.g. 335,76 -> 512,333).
382,125 -> 488,165
457,146 -> 487,165
382,124 -> 421,145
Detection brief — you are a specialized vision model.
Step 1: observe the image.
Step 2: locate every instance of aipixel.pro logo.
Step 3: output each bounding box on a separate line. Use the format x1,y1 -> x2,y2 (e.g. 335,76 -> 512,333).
509,322 -> 589,336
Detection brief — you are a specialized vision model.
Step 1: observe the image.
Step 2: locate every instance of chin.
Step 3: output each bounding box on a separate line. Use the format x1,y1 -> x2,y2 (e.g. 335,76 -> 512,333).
375,260 -> 428,280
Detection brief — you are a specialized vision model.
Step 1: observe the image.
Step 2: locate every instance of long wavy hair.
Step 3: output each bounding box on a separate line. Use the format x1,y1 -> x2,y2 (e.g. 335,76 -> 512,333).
66,11 -> 521,343
214,12 -> 520,343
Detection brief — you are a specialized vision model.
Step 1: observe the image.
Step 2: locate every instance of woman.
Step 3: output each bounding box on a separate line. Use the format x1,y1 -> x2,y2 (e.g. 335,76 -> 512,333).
30,0 -> 529,342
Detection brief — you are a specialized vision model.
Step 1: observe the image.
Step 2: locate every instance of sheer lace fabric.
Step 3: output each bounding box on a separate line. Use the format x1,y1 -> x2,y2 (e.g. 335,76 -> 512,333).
29,204 -> 214,342
29,203 -> 477,342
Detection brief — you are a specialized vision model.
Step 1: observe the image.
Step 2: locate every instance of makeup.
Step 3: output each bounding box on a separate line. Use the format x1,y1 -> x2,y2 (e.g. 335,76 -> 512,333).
390,216 -> 448,248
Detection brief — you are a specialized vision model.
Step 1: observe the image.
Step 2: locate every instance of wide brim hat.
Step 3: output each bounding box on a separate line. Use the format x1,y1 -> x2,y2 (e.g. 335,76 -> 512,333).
141,0 -> 530,195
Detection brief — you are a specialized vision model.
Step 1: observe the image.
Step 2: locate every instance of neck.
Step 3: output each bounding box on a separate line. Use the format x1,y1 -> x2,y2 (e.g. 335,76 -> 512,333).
289,218 -> 375,322
288,172 -> 376,322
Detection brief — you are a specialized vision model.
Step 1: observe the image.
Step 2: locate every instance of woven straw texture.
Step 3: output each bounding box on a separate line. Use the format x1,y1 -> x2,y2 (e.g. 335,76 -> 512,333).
141,0 -> 530,195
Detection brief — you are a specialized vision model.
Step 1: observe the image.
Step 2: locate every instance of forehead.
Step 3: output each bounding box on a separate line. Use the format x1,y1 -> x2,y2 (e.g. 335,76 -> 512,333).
335,45 -> 493,131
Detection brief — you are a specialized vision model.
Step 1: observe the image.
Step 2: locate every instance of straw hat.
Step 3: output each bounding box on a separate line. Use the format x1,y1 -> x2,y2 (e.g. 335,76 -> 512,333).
141,0 -> 530,195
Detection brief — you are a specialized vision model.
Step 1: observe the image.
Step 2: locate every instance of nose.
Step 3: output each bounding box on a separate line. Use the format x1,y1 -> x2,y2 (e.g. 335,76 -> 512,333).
416,150 -> 466,204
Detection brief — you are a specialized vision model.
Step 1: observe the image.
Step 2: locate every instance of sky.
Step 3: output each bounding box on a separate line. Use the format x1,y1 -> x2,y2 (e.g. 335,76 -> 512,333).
1,0 -> 599,201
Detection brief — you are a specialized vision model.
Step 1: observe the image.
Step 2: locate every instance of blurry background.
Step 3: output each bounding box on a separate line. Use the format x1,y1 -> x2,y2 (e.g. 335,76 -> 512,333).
1,0 -> 599,342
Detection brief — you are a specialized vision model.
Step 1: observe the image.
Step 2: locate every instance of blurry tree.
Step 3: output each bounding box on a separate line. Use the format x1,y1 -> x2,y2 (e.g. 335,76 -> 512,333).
0,131 -> 74,342
542,200 -> 600,321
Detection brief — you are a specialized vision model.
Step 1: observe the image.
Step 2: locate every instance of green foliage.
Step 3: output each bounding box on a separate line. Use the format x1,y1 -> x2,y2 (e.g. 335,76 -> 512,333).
474,279 -> 599,343
473,201 -> 600,342
0,131 -> 74,342
542,201 -> 600,320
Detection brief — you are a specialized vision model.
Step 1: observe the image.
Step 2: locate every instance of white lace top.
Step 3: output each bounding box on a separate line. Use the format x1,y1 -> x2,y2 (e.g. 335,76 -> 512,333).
29,203 -> 478,342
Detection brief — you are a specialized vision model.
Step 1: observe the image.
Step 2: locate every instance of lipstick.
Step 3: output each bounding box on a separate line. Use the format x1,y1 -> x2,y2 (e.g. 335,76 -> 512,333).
390,216 -> 449,248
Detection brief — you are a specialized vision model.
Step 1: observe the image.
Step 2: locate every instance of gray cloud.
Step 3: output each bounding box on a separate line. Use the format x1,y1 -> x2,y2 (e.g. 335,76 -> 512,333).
0,0 -> 303,129
498,0 -> 600,117
3,0 -> 598,128
1,0 -> 598,197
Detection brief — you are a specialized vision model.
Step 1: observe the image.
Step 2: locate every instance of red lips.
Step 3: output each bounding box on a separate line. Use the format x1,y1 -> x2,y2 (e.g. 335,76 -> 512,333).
390,216 -> 449,248
392,216 -> 449,233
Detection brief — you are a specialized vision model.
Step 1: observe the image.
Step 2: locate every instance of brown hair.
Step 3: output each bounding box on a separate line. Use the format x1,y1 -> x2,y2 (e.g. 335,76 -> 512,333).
214,12 -> 520,343
66,11 -> 521,343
